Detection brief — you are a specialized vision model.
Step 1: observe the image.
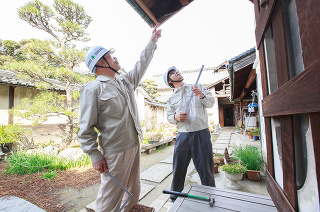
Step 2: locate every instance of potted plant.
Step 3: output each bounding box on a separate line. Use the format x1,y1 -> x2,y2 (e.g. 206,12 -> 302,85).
213,157 -> 220,173
213,152 -> 224,166
252,127 -> 260,141
172,129 -> 178,136
247,129 -> 254,139
146,132 -> 163,144
221,163 -> 247,190
232,145 -> 264,181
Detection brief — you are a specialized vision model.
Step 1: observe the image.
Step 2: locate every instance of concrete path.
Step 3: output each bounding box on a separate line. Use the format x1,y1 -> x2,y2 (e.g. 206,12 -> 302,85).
83,127 -> 269,212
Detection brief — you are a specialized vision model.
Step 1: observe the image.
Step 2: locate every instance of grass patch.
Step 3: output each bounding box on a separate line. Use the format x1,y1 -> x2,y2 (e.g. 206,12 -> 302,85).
4,151 -> 91,175
42,170 -> 58,180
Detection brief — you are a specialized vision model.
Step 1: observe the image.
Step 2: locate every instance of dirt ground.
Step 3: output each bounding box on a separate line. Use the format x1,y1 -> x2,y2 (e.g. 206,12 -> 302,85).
0,160 -> 101,212
0,144 -> 175,212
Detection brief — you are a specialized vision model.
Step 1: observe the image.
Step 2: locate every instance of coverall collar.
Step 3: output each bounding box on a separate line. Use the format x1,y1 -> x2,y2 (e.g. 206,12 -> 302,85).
96,75 -> 117,82
173,82 -> 187,93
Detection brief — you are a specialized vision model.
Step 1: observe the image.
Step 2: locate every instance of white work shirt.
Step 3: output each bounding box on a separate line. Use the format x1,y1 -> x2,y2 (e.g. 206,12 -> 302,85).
166,83 -> 215,132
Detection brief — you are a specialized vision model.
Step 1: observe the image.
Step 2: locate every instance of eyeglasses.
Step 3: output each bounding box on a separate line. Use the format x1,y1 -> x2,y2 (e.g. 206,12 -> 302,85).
169,70 -> 179,76
103,52 -> 115,59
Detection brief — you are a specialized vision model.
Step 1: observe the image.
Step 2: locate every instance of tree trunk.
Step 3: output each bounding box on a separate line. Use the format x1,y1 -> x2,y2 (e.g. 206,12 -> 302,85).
64,80 -> 74,145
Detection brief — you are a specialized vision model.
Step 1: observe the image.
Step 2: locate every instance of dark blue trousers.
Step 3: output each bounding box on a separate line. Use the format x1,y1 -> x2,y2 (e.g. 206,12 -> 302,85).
170,128 -> 215,201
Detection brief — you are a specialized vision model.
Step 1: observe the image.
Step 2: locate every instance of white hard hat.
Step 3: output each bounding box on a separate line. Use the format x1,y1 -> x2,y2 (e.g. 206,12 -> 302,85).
85,46 -> 115,73
163,66 -> 178,88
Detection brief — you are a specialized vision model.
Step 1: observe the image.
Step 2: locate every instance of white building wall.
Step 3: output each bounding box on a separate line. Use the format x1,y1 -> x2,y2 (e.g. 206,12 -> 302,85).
136,89 -> 146,121
156,107 -> 166,124
253,53 -> 268,163
208,87 -> 219,128
298,122 -> 320,212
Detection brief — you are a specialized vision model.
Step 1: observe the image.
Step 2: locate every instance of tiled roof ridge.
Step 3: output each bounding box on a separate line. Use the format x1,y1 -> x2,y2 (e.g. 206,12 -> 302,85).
228,47 -> 256,64
152,61 -> 228,77
0,69 -> 81,91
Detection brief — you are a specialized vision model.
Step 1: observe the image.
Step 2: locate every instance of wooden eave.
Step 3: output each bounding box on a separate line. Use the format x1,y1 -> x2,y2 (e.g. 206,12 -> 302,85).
125,0 -> 194,27
125,0 -> 254,27
228,49 -> 256,101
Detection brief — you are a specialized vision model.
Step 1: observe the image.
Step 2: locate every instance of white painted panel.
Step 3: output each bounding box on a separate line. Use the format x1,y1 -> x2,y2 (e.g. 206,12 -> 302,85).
271,118 -> 284,190
298,122 -> 320,212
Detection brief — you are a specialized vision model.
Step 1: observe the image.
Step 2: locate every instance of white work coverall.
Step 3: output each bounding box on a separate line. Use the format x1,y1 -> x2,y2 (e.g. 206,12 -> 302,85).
78,40 -> 157,212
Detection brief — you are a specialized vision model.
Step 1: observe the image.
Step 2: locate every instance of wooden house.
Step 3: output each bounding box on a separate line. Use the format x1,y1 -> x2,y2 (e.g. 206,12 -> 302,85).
126,0 -> 320,211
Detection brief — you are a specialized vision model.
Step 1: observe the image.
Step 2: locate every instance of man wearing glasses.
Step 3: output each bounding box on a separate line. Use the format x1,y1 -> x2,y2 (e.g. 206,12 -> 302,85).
78,24 -> 161,212
163,66 -> 216,203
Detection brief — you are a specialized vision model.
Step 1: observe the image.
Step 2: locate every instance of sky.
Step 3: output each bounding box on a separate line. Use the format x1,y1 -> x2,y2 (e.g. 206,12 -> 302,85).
0,0 -> 256,79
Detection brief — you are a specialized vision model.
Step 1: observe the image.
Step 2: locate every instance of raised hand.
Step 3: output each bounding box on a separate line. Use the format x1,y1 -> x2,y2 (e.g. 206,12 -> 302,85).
151,23 -> 162,43
192,85 -> 204,98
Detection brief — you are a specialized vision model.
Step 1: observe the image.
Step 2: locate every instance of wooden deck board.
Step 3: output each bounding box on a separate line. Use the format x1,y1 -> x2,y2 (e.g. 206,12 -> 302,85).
169,184 -> 277,212
191,185 -> 275,206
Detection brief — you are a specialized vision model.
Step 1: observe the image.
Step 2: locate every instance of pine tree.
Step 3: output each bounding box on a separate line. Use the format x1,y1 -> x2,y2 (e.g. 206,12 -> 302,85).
4,0 -> 94,145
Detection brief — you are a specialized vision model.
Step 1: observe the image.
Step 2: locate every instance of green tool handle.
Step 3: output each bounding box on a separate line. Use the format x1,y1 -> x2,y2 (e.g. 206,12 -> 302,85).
187,194 -> 209,201
163,190 -> 209,201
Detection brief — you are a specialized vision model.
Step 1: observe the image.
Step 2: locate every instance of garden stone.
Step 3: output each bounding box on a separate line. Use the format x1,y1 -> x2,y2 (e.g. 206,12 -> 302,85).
42,145 -> 59,155
0,195 -> 46,212
140,163 -> 172,183
0,152 -> 5,160
140,183 -> 155,200
26,145 -> 59,155
58,148 -> 84,161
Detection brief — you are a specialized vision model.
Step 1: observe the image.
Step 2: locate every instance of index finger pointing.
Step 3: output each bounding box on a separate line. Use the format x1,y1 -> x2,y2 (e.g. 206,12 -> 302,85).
153,23 -> 160,32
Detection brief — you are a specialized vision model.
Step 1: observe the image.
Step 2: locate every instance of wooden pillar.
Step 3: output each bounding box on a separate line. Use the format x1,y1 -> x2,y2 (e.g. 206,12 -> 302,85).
8,86 -> 14,124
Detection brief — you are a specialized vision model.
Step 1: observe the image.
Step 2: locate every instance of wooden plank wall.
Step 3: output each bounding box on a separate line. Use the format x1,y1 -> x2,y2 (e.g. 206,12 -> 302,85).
310,113 -> 320,206
267,171 -> 295,212
295,0 -> 320,205
272,2 -> 297,209
262,61 -> 320,116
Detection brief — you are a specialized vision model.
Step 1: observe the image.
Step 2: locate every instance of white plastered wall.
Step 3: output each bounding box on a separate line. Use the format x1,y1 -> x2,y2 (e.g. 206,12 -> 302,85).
297,120 -> 320,212
208,86 -> 219,128
253,52 -> 267,163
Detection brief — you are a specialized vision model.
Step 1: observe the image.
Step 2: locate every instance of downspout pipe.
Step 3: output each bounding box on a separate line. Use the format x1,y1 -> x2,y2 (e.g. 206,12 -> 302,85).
227,64 -> 234,101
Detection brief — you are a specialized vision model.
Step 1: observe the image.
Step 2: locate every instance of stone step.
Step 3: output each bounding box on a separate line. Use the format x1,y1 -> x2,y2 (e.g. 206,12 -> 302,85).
140,163 -> 172,183
0,196 -> 46,212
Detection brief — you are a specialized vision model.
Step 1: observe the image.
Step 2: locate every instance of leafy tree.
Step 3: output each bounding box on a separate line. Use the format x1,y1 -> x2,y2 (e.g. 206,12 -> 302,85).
141,79 -> 160,100
1,40 -> 21,56
4,0 -> 94,145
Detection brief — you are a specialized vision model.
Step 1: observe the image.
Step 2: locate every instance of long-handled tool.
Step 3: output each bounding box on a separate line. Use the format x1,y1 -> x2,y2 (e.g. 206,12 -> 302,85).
185,64 -> 205,113
105,172 -> 132,212
163,190 -> 215,207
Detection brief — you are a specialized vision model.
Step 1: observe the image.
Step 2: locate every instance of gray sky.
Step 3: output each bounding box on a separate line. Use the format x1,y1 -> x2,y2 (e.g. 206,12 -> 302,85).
0,0 -> 256,78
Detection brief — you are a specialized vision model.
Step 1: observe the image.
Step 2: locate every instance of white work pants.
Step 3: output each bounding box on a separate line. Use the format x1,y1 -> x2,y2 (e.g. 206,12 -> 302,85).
95,145 -> 140,212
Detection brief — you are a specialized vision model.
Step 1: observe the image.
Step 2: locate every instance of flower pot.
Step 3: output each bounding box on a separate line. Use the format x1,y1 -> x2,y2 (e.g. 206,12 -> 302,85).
253,136 -> 258,141
1,143 -> 13,153
248,134 -> 253,139
246,170 -> 261,181
213,165 -> 219,173
225,172 -> 243,190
